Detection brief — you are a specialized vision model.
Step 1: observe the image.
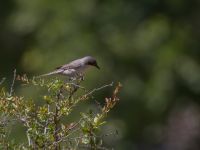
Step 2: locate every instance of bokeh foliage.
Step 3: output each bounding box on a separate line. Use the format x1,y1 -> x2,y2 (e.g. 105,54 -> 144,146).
1,0 -> 200,149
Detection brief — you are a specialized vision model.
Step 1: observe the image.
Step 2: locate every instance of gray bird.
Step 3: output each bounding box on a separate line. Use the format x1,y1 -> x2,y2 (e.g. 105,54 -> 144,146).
38,56 -> 100,79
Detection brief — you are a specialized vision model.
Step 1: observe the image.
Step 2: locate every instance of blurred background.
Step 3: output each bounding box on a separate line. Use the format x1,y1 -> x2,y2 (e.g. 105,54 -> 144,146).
1,0 -> 200,149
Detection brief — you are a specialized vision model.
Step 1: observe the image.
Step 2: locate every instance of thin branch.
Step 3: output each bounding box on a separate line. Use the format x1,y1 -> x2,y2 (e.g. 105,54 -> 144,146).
67,82 -> 114,112
67,82 -> 85,89
84,82 -> 114,98
27,130 -> 31,147
95,100 -> 103,111
54,86 -> 63,150
0,77 -> 6,85
52,118 -> 84,147
65,118 -> 83,136
9,69 -> 16,96
68,80 -> 83,99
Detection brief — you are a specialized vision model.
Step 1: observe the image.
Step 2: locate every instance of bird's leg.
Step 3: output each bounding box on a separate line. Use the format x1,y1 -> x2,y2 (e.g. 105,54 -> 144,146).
68,77 -> 76,82
65,76 -> 84,90
79,73 -> 84,81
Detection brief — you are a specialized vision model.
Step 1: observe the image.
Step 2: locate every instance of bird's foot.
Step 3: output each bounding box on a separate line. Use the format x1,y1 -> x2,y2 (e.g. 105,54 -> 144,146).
80,76 -> 84,81
68,77 -> 76,82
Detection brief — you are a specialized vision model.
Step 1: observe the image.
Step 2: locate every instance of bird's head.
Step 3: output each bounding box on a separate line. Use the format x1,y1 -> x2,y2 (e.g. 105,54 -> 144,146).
84,56 -> 100,69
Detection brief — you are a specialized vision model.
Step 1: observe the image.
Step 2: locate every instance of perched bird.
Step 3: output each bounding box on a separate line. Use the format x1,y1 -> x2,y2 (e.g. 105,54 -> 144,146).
38,56 -> 100,80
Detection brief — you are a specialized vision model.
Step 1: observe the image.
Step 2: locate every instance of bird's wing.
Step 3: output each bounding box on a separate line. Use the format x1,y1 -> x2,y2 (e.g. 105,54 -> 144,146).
55,59 -> 82,70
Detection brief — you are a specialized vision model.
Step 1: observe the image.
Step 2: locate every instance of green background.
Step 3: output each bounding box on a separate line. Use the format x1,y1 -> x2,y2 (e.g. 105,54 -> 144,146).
1,0 -> 200,149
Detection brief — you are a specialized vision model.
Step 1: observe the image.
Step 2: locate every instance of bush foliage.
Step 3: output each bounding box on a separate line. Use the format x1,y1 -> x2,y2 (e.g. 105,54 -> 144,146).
0,74 -> 121,149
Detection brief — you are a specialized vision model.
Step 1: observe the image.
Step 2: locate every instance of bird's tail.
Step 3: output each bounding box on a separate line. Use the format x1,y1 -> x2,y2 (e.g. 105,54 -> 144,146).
36,70 -> 62,78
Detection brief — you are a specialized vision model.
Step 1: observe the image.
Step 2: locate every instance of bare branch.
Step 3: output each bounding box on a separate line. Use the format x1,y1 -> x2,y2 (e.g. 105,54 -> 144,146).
84,82 -> 114,97
67,82 -> 85,89
0,77 -> 6,85
9,69 -> 16,96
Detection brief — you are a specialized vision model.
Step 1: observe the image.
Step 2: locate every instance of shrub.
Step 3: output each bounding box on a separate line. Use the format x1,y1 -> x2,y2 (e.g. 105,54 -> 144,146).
0,73 -> 121,149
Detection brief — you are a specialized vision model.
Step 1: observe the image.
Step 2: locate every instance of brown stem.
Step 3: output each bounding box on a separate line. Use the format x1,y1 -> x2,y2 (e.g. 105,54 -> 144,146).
54,105 -> 59,150
54,86 -> 63,150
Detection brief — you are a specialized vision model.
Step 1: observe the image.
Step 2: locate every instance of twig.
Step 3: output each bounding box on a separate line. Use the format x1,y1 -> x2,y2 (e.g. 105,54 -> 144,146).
67,83 -> 85,89
52,118 -> 83,146
0,77 -> 6,85
65,118 -> 83,137
68,80 -> 83,99
84,82 -> 114,98
95,100 -> 103,111
68,82 -> 114,112
53,127 -> 81,146
9,69 -> 16,96
54,86 -> 63,150
27,130 -> 31,146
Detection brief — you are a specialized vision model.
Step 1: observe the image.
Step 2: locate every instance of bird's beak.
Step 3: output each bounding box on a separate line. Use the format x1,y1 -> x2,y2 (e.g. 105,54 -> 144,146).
95,64 -> 100,69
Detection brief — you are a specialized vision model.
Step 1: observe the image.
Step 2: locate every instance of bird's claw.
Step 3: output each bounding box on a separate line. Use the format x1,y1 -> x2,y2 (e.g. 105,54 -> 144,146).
80,76 -> 84,81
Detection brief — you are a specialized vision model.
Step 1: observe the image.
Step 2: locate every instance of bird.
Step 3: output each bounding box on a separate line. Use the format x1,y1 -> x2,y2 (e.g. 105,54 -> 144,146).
37,56 -> 100,80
